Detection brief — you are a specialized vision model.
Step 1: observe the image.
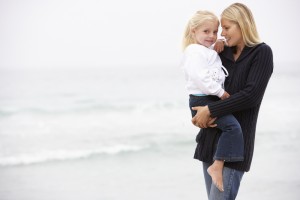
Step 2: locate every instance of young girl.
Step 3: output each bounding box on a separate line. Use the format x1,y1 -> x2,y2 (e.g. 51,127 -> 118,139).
180,10 -> 244,192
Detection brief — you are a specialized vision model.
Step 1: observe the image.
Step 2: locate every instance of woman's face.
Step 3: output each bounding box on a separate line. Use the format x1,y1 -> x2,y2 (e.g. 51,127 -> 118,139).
221,19 -> 244,47
193,20 -> 218,48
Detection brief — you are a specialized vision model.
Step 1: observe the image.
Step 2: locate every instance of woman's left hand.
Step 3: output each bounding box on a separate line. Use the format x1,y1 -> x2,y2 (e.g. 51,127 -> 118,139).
192,105 -> 217,128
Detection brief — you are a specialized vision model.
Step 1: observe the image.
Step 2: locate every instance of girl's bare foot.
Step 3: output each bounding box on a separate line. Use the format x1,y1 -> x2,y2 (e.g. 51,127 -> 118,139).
207,160 -> 224,192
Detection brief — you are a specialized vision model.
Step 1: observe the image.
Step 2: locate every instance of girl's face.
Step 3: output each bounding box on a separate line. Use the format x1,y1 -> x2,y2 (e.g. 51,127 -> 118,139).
193,20 -> 218,48
221,19 -> 244,47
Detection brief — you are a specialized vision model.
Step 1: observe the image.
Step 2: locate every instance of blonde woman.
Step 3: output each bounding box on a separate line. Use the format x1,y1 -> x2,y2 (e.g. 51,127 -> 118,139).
192,3 -> 273,199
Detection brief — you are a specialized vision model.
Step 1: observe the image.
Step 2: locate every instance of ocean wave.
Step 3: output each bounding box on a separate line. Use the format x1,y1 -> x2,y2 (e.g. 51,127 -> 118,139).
0,101 -> 185,116
0,144 -> 148,167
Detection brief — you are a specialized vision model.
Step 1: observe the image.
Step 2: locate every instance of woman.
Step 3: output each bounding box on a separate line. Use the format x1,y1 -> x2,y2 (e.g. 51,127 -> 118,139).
191,3 -> 273,200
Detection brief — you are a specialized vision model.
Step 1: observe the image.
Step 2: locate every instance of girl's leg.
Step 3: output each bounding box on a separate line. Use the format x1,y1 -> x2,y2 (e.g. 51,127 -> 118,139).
214,115 -> 244,161
207,160 -> 224,191
206,115 -> 243,192
209,166 -> 244,200
203,162 -> 244,200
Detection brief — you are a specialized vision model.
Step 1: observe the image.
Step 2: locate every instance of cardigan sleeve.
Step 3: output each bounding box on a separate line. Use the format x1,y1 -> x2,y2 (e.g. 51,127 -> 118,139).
183,45 -> 224,97
208,44 -> 274,118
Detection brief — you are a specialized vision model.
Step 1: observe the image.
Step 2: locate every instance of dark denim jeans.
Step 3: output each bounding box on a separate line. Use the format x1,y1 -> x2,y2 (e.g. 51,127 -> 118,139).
189,95 -> 244,161
203,162 -> 244,200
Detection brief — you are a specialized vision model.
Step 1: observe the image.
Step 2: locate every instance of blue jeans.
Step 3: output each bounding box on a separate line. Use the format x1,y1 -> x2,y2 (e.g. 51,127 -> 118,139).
203,162 -> 244,200
189,95 -> 244,161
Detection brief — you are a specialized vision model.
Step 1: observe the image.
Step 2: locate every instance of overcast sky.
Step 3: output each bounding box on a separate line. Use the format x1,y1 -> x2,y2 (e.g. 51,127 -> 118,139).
0,0 -> 299,69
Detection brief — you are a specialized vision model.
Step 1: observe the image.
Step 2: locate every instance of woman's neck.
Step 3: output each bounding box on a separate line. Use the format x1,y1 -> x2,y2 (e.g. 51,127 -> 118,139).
233,43 -> 245,61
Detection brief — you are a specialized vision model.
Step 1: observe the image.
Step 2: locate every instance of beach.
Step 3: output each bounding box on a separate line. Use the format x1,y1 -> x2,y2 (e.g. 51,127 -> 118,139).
0,63 -> 299,200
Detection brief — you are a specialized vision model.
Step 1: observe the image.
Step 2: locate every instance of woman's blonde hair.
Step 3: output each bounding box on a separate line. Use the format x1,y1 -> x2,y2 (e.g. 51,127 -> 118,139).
221,3 -> 260,47
182,10 -> 219,50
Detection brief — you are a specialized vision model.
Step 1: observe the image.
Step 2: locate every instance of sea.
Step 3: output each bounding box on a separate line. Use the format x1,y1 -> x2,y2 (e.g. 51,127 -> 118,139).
0,63 -> 299,200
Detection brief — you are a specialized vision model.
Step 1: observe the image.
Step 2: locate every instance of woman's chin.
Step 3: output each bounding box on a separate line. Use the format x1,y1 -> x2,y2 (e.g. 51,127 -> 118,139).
225,41 -> 232,47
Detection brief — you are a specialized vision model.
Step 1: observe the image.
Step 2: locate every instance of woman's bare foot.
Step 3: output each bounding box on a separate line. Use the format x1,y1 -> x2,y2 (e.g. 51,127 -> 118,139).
207,160 -> 224,192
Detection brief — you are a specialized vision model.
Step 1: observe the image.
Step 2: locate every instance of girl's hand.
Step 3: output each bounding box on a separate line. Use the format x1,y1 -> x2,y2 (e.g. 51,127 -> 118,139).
214,39 -> 225,53
220,91 -> 230,100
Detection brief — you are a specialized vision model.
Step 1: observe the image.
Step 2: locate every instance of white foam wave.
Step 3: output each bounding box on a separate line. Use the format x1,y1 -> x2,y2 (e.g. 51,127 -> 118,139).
0,145 -> 147,167
0,101 -> 185,117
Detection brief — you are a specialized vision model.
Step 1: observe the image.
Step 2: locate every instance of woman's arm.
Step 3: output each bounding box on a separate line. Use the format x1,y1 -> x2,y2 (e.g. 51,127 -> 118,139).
192,44 -> 273,128
191,91 -> 230,128
208,44 -> 273,118
191,105 -> 216,128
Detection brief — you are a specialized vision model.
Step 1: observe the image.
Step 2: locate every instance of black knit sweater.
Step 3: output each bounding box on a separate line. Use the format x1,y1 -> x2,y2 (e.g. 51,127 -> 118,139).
194,43 -> 273,172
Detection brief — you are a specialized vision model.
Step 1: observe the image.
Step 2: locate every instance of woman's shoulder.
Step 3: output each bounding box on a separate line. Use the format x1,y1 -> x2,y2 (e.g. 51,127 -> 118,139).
255,42 -> 273,53
252,43 -> 273,60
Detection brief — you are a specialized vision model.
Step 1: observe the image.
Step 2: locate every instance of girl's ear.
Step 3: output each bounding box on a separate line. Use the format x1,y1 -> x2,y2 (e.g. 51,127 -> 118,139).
191,28 -> 195,34
190,28 -> 196,38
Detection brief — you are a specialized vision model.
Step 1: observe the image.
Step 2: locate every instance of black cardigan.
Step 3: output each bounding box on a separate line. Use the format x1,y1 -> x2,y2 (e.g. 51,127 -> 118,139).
194,43 -> 273,172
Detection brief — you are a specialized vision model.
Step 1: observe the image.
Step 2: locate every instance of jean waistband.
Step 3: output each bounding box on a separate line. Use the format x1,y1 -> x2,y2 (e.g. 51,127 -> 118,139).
190,94 -> 207,96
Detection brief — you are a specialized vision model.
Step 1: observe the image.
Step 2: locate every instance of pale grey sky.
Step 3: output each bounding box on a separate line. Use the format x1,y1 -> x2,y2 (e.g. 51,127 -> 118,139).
0,0 -> 299,68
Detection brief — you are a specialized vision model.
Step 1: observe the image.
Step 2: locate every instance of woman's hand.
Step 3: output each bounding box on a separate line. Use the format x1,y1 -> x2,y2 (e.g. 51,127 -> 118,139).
191,105 -> 217,128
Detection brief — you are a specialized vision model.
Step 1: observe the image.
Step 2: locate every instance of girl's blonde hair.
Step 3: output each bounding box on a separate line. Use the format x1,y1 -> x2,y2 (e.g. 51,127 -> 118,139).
221,3 -> 260,47
182,10 -> 219,50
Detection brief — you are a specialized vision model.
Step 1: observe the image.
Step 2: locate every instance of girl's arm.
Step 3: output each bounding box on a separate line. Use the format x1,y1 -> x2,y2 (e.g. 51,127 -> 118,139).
213,39 -> 226,53
184,48 -> 224,97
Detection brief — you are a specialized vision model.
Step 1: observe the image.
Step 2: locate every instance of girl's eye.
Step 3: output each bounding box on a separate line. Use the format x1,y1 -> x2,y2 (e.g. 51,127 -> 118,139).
204,30 -> 209,33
